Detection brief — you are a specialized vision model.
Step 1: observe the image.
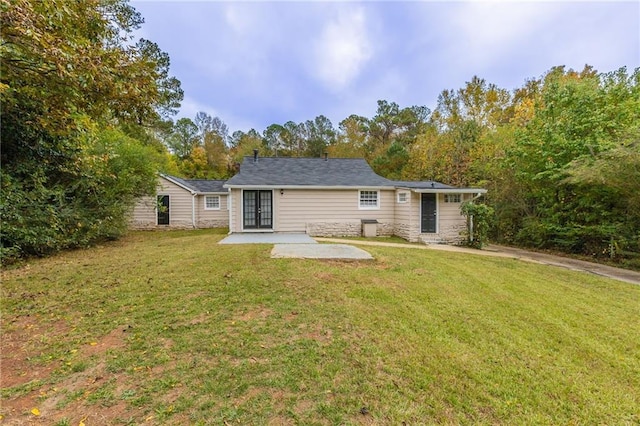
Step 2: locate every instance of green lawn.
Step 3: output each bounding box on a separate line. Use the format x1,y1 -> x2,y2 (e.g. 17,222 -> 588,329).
2,229 -> 639,425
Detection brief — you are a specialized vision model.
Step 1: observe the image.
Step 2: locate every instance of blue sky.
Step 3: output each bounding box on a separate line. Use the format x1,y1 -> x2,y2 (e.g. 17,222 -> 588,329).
131,1 -> 639,133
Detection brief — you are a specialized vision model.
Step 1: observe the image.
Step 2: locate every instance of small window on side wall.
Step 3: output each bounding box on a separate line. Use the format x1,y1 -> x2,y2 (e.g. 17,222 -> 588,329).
444,193 -> 461,203
397,192 -> 408,203
205,195 -> 220,210
359,190 -> 379,209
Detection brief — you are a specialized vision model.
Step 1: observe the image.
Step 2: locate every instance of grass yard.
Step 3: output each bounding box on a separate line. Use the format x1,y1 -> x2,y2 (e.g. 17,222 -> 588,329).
1,229 -> 639,425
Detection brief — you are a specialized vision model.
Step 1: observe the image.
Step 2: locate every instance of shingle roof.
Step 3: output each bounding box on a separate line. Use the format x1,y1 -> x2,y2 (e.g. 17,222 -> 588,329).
164,175 -> 227,193
225,157 -> 395,187
163,157 -> 485,193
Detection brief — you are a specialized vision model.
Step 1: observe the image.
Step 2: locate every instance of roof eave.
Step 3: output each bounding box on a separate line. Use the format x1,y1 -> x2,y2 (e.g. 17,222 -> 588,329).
160,174 -> 197,194
224,184 -> 397,190
409,188 -> 488,194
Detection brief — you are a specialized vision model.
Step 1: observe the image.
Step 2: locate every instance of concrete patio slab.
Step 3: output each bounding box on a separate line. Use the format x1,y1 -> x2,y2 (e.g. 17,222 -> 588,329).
219,233 -> 317,244
271,244 -> 373,260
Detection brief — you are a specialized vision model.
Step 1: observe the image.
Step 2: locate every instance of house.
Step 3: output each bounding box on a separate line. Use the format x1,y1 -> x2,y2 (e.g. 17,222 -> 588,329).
223,152 -> 486,244
130,153 -> 486,244
130,174 -> 229,229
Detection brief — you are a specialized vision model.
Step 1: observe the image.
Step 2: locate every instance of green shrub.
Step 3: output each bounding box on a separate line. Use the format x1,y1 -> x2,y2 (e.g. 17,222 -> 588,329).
461,201 -> 494,248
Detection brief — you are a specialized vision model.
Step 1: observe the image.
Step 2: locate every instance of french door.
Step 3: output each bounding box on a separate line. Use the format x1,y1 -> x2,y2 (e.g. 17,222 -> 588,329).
243,190 -> 272,229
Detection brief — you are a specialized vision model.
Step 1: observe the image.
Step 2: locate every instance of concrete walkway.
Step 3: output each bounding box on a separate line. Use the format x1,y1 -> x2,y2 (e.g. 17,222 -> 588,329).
316,238 -> 640,285
219,233 -> 373,260
271,244 -> 373,260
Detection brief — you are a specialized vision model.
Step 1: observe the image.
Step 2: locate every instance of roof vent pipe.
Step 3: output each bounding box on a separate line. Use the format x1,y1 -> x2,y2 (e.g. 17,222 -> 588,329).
324,152 -> 328,161
253,149 -> 258,162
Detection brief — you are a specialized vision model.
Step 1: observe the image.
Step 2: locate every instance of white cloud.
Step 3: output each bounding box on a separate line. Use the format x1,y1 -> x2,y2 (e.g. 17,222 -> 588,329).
313,7 -> 374,91
177,97 -> 220,122
447,2 -> 561,68
178,96 -> 259,132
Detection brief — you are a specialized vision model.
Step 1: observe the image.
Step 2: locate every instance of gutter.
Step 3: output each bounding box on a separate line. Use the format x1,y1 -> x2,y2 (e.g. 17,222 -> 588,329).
408,188 -> 488,194
223,185 -> 398,190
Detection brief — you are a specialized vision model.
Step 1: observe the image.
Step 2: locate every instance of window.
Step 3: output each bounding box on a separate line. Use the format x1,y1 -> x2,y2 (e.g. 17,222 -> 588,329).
204,195 -> 220,210
444,194 -> 461,203
397,192 -> 408,203
359,190 -> 379,209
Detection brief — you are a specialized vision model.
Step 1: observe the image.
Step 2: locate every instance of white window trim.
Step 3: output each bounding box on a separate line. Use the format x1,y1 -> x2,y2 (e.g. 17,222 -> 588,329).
444,193 -> 462,203
204,195 -> 221,210
397,192 -> 408,204
358,190 -> 380,210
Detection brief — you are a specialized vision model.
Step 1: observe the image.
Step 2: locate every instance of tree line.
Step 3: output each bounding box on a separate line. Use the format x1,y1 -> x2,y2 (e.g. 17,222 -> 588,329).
2,1 -> 638,267
162,67 -> 640,267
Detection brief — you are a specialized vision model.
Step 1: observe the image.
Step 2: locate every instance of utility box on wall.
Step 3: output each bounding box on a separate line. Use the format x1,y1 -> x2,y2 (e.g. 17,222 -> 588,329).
361,219 -> 378,237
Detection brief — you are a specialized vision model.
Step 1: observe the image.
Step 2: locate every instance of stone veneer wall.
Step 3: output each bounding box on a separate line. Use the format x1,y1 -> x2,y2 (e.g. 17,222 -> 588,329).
418,224 -> 466,244
439,222 -> 466,243
394,222 -> 419,242
306,220 -> 394,237
196,219 -> 229,229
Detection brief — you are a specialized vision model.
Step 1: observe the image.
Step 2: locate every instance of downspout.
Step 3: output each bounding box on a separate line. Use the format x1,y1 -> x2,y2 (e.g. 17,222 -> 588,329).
468,192 -> 484,243
227,190 -> 233,234
191,192 -> 196,228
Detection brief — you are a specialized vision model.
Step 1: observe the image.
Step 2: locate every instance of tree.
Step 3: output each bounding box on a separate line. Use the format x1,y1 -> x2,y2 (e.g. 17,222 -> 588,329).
303,115 -> 336,157
167,118 -> 199,160
229,129 -> 271,166
263,124 -> 287,156
1,0 -> 183,261
329,115 -> 368,158
504,66 -> 640,256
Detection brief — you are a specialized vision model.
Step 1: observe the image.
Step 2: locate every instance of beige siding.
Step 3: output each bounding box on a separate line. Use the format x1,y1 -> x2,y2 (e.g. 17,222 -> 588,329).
393,190 -> 415,240
436,194 -> 468,242
130,196 -> 157,229
229,188 -> 394,235
415,193 -> 472,244
130,178 -> 192,228
158,179 -> 194,228
229,189 -> 242,233
227,186 -> 478,244
275,189 -> 395,234
130,177 -> 230,230
195,194 -> 229,228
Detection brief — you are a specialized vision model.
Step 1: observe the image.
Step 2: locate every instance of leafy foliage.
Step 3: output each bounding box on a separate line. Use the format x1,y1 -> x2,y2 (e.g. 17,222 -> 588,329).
1,127 -> 160,261
461,201 -> 494,248
1,0 -> 182,262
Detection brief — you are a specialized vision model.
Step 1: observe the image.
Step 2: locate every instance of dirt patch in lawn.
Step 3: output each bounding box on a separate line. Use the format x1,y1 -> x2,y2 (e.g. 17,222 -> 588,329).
234,307 -> 273,322
0,321 -> 144,425
1,316 -> 68,388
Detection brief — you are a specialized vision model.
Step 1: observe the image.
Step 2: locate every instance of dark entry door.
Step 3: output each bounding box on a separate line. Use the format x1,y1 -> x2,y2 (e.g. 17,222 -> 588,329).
421,193 -> 436,233
243,190 -> 272,229
157,195 -> 170,225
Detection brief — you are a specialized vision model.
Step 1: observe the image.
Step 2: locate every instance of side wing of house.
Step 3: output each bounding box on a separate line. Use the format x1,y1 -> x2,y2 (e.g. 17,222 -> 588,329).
393,190 -> 481,243
130,177 -> 195,229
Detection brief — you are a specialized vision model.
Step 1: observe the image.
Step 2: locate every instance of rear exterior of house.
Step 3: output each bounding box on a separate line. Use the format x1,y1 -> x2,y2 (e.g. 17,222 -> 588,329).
226,187 -> 397,237
223,155 -> 486,244
130,156 -> 486,244
130,175 -> 229,229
